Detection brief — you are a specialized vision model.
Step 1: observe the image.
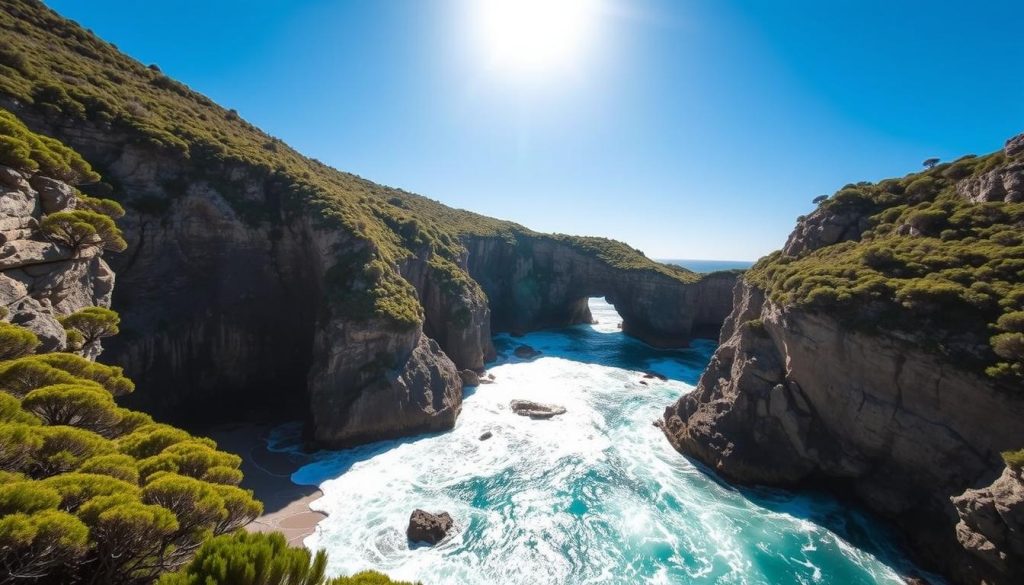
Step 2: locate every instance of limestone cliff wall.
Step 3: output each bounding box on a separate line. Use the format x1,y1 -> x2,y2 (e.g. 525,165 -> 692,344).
661,279 -> 1024,584
463,235 -> 737,346
5,110 -> 733,451
0,165 -> 114,353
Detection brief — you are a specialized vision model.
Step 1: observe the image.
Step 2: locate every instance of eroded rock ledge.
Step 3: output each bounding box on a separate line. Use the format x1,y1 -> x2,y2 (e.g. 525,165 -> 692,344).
0,165 -> 114,353
661,280 -> 1024,585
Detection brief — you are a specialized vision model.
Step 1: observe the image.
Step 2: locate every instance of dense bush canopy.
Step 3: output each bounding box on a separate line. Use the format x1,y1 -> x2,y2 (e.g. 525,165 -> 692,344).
157,531 -> 420,585
748,151 -> 1024,383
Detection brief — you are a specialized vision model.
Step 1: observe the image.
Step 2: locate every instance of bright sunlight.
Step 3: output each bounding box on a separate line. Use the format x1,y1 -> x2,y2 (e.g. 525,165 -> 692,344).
475,0 -> 599,73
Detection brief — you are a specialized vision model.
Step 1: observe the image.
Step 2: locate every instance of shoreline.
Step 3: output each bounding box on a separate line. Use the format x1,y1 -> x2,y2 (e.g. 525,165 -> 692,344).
206,423 -> 327,546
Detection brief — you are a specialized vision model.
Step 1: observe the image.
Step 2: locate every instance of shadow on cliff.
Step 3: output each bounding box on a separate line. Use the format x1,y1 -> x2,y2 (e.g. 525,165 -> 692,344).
683,454 -> 944,583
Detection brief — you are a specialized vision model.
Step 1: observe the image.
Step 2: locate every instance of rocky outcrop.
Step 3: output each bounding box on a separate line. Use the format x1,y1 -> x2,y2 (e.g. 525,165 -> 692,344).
2,112 -> 473,445
309,330 -> 462,448
463,235 -> 737,346
510,400 -> 566,419
0,165 -> 114,353
782,205 -> 871,256
952,466 -> 1024,578
399,250 -> 495,371
3,107 -> 734,448
1006,132 -> 1024,158
407,509 -> 453,545
661,279 -> 1024,584
956,134 -> 1024,203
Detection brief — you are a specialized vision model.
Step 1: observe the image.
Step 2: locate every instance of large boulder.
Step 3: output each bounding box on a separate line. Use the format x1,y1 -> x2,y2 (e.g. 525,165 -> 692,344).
459,369 -> 481,387
407,509 -> 453,545
1005,132 -> 1024,158
29,175 -> 76,214
513,345 -> 541,359
952,466 -> 1024,578
510,399 -> 566,419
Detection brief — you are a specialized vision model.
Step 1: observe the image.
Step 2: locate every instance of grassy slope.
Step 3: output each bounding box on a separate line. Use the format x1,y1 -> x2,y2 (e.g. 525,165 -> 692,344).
0,0 -> 699,334
747,151 -> 1024,383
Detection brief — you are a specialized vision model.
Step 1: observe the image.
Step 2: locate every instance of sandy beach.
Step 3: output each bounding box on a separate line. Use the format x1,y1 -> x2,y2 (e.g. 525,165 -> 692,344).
207,424 -> 327,546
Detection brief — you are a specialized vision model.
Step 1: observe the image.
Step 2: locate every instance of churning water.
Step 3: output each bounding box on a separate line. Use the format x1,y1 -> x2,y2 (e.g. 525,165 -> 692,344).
274,299 -> 924,584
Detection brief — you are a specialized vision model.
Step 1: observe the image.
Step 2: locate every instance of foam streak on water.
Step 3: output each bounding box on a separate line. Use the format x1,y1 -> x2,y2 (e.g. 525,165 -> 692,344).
283,299 -> 919,584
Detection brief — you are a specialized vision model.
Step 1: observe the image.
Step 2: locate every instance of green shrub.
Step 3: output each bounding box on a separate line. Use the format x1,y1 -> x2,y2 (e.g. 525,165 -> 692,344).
746,148 -> 1024,384
1003,449 -> 1024,469
76,193 -> 126,219
157,531 -> 420,585
0,321 -> 39,360
0,353 -> 135,397
0,108 -> 99,183
59,307 -> 120,347
40,209 -> 127,252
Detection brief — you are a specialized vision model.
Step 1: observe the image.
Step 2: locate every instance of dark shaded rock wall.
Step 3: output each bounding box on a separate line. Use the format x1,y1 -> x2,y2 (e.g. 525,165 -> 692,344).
661,278 -> 1024,585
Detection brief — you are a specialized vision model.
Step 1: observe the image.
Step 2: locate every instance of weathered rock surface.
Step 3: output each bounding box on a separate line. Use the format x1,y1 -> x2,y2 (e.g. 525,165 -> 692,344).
0,165 -> 113,354
782,205 -> 871,256
407,509 -> 453,545
1003,131 -> 1024,158
661,279 -> 1024,584
510,399 -> 566,419
956,161 -> 1024,203
513,345 -> 541,359
956,135 -> 1024,203
459,369 -> 481,387
952,466 -> 1024,579
463,235 -> 737,347
4,107 -> 734,451
309,332 -> 462,448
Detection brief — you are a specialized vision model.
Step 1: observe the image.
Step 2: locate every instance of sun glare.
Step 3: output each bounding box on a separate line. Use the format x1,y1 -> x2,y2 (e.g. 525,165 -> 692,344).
476,0 -> 598,73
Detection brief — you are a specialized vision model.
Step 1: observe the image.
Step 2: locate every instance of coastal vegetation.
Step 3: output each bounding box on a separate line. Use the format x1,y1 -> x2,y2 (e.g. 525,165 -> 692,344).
747,150 -> 1024,383
0,0 -> 701,335
158,532 -> 419,585
0,318 -> 263,584
0,114 -> 410,584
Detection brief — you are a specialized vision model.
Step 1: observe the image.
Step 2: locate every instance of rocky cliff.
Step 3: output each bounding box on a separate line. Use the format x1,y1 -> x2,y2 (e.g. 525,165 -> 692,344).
662,133 -> 1024,584
464,234 -> 736,345
0,1 -> 735,449
0,164 -> 113,355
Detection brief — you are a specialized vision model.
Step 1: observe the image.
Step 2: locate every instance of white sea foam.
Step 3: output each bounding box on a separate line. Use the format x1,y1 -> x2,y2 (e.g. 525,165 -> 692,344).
284,299 -> 924,584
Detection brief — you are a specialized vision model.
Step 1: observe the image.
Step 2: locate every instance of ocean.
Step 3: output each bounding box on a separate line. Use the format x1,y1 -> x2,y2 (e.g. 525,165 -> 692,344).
273,298 -> 926,584
659,259 -> 754,273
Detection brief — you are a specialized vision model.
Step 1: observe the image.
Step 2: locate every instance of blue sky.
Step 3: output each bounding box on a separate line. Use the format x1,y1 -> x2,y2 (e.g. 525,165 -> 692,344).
46,0 -> 1024,260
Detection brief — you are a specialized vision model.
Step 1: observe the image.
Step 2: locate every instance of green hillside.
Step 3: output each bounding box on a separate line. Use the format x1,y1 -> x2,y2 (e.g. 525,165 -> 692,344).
0,0 -> 698,334
748,151 -> 1024,382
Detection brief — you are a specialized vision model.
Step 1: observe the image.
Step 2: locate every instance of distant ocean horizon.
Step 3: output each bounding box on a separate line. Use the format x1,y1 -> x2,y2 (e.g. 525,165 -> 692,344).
660,258 -> 755,273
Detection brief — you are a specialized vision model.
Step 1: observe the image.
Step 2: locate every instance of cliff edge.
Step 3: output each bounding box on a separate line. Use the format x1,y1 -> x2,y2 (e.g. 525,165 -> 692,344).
0,1 -> 736,448
662,133 -> 1024,584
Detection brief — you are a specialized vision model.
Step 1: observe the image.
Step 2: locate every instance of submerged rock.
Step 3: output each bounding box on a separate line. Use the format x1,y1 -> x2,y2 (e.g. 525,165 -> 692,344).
407,509 -> 453,545
513,345 -> 541,359
479,431 -> 493,441
459,369 -> 481,387
643,371 -> 667,381
510,399 -> 566,419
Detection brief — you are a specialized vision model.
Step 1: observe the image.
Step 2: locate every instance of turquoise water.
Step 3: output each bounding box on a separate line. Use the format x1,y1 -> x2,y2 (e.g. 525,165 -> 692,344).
279,299 -> 925,584
660,259 -> 754,273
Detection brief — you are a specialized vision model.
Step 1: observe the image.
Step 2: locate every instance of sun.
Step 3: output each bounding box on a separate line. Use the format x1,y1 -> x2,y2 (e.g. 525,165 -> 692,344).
476,0 -> 599,73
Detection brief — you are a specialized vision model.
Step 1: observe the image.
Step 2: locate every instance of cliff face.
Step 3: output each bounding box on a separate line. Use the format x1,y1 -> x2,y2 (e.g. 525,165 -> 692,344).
0,1 -> 738,451
464,235 -> 737,346
662,133 -> 1024,584
13,116 -> 477,447
0,165 -> 113,352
